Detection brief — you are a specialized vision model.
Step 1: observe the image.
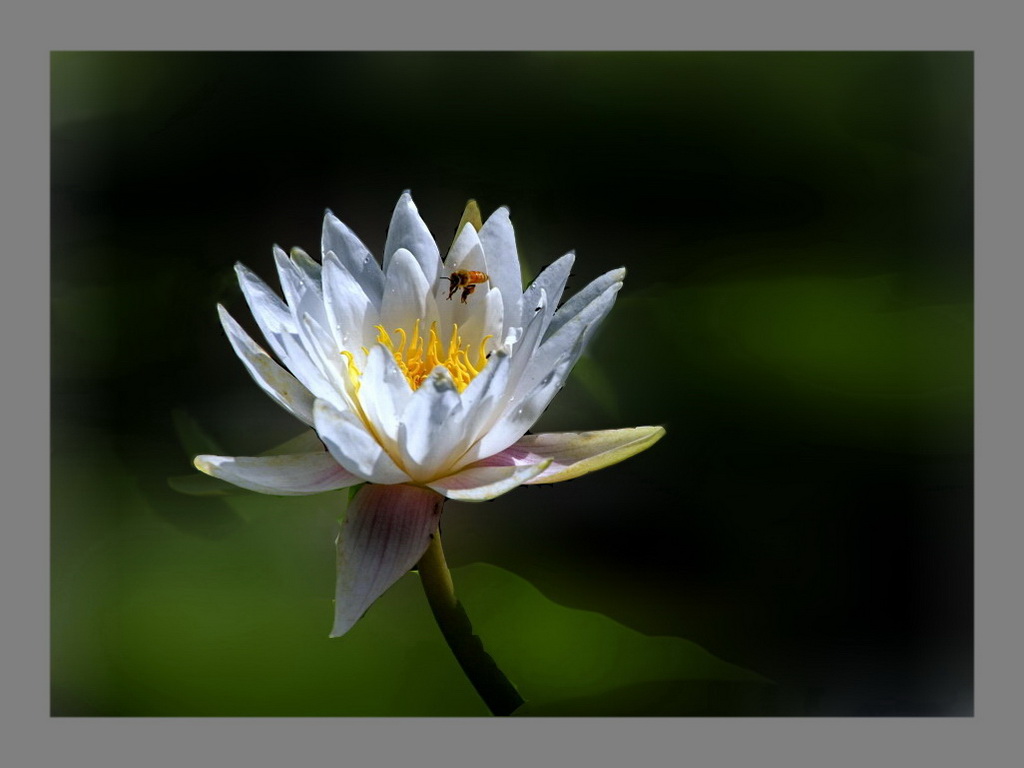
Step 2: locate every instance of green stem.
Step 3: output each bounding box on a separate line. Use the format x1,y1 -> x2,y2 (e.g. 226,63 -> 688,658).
416,530 -> 525,716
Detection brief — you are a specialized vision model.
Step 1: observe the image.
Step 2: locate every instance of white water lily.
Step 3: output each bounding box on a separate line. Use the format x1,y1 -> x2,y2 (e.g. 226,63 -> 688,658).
195,192 -> 664,637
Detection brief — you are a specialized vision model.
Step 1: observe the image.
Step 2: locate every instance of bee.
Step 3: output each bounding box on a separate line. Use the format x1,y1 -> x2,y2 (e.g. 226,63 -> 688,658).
440,269 -> 489,303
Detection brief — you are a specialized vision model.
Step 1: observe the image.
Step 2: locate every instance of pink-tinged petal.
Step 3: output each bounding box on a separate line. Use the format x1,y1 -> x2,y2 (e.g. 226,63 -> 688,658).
216,304 -> 316,425
383,191 -> 441,284
322,210 -> 385,308
193,451 -> 361,496
482,426 -> 667,485
426,459 -> 552,502
313,398 -> 411,485
331,483 -> 444,637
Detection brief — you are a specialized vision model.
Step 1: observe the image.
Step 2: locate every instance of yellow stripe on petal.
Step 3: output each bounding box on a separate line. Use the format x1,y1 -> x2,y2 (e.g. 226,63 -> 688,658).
514,426 -> 666,485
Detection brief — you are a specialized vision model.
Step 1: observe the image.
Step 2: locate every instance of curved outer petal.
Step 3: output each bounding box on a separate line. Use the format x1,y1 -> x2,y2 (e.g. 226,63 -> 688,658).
274,245 -> 326,329
331,483 -> 443,637
313,398 -> 411,485
234,262 -> 299,358
193,451 -> 362,496
506,276 -> 622,411
427,459 -> 552,502
521,251 -> 575,331
545,266 -> 626,343
479,426 -> 667,485
322,210 -> 385,308
477,206 -> 524,341
383,191 -> 441,285
216,304 -> 316,425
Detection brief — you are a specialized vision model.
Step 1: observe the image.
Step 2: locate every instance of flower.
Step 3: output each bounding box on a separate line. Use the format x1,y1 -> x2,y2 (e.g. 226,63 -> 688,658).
195,192 -> 665,636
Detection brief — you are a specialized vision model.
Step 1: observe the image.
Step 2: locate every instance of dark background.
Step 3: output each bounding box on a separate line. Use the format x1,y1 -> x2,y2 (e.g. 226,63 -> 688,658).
51,52 -> 972,716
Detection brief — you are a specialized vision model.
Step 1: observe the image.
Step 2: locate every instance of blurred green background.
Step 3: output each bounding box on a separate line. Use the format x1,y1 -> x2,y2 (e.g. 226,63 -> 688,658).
51,52 -> 972,716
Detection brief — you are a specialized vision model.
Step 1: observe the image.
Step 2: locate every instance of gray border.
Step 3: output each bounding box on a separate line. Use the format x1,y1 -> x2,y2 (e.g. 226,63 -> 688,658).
8,1 -> 1018,766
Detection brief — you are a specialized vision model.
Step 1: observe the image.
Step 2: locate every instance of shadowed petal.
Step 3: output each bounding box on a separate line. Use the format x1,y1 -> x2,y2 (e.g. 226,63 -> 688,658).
331,483 -> 444,637
193,451 -> 361,495
520,251 -> 575,331
217,304 -> 316,425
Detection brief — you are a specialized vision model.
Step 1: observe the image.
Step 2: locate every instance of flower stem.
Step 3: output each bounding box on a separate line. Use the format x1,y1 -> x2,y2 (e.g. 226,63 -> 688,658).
416,530 -> 524,716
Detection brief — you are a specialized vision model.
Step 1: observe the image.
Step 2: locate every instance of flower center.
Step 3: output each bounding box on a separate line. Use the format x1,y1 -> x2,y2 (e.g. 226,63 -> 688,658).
347,320 -> 491,393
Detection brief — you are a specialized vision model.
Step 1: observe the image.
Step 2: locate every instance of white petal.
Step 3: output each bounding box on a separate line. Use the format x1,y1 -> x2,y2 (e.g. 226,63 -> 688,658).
503,288 -> 548,396
521,251 -> 575,331
276,322 -> 347,410
323,252 -> 377,352
331,483 -> 443,637
427,459 -> 552,502
451,284 -> 503,359
194,451 -> 361,496
484,427 -> 667,485
274,245 -> 328,330
436,226 -> 487,332
467,343 -> 579,462
477,206 -> 524,339
380,247 -> 439,337
383,191 -> 441,285
357,344 -> 413,448
217,305 -> 316,425
454,348 -> 512,442
396,368 -> 464,478
545,267 -> 626,342
299,314 -> 360,410
234,262 -> 300,362
289,246 -> 322,283
313,398 -> 410,485
322,210 -> 385,308
511,278 -> 622,407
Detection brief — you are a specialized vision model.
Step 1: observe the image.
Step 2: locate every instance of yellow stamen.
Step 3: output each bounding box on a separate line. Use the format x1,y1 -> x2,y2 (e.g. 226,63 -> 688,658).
364,320 -> 490,392
339,350 -> 362,392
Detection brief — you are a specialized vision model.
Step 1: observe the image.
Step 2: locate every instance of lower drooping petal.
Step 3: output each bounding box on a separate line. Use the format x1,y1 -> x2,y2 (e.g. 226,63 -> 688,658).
426,460 -> 552,502
193,451 -> 362,495
331,483 -> 444,637
477,426 -> 667,485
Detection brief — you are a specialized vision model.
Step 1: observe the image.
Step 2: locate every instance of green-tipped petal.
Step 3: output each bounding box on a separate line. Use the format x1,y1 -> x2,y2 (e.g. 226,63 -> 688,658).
502,426 -> 666,485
